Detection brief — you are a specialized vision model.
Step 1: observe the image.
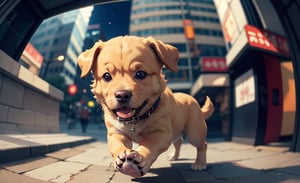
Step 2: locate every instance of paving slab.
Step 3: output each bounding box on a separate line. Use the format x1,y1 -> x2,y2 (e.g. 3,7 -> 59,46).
46,147 -> 85,160
229,170 -> 300,183
69,165 -> 115,183
206,162 -> 260,179
1,156 -> 58,174
0,169 -> 48,183
172,163 -> 216,182
237,151 -> 300,170
24,161 -> 90,182
208,142 -> 255,152
66,146 -> 112,166
207,146 -> 283,164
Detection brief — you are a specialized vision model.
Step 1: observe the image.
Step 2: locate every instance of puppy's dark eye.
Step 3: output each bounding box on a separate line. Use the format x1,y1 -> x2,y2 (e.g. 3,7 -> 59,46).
102,72 -> 112,82
135,70 -> 148,80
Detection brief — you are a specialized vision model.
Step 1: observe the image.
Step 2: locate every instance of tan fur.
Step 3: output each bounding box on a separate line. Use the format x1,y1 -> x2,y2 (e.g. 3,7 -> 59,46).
78,36 -> 214,178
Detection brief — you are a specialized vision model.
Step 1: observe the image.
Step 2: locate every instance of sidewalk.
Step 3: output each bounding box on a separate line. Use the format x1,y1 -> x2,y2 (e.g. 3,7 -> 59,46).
1,135 -> 300,182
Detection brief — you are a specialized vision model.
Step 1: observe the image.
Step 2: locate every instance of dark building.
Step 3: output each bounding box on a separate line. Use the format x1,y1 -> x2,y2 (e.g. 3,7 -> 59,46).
75,1 -> 132,116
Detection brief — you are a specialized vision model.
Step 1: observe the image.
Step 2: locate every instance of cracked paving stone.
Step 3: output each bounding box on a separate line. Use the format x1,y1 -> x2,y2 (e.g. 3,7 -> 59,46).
69,165 -> 116,183
24,161 -> 89,182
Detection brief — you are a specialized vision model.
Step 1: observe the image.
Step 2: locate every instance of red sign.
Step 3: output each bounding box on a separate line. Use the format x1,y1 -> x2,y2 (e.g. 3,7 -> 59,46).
24,43 -> 44,67
201,57 -> 227,72
245,25 -> 290,56
183,19 -> 195,40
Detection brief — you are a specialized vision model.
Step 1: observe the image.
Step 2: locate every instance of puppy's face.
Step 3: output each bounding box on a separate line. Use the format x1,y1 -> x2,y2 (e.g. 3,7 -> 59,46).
93,37 -> 165,119
78,36 -> 179,120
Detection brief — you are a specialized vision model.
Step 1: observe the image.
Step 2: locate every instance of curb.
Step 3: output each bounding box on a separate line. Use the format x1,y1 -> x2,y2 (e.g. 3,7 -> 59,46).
0,134 -> 95,163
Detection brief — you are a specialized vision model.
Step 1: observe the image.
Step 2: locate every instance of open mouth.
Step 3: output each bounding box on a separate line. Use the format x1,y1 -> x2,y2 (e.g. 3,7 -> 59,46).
113,106 -> 136,119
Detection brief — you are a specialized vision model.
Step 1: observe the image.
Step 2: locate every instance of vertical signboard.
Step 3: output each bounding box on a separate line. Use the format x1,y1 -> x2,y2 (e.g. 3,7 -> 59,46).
234,69 -> 255,108
222,9 -> 238,44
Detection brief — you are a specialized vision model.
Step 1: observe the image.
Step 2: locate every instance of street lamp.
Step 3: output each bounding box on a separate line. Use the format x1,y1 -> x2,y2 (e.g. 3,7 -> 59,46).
42,55 -> 65,78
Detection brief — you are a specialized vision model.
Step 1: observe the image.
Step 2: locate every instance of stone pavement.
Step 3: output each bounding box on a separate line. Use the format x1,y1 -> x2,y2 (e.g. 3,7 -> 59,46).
1,138 -> 300,183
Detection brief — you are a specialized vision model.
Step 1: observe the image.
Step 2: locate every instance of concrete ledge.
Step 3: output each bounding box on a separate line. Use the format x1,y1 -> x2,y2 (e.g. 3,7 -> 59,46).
0,133 -> 95,163
0,50 -> 64,133
0,50 -> 63,101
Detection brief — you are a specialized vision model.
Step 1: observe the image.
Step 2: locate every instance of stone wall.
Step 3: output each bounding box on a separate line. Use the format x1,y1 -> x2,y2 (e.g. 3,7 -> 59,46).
0,50 -> 64,134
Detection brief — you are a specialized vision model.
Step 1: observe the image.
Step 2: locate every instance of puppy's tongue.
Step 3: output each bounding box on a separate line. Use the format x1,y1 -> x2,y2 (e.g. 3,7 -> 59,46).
116,107 -> 136,119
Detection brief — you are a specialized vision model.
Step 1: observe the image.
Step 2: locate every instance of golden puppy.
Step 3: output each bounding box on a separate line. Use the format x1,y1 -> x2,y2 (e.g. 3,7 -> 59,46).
78,36 -> 214,178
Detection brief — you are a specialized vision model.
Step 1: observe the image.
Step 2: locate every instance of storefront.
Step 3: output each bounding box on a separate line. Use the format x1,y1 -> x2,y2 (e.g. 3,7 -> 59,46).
228,25 -> 292,145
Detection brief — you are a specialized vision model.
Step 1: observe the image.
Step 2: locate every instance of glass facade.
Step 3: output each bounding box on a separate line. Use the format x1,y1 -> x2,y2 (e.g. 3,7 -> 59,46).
30,8 -> 92,84
130,0 -> 226,92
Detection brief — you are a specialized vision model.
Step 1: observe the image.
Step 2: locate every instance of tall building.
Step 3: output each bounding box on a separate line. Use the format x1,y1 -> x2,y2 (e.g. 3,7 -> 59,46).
130,0 -> 228,137
130,0 -> 226,93
30,7 -> 92,84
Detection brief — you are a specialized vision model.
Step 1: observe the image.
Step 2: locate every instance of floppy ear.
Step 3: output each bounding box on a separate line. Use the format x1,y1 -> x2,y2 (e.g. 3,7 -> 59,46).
144,36 -> 179,72
78,40 -> 104,78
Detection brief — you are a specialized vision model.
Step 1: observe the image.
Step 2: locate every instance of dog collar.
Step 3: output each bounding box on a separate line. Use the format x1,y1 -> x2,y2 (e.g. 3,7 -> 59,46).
116,96 -> 161,132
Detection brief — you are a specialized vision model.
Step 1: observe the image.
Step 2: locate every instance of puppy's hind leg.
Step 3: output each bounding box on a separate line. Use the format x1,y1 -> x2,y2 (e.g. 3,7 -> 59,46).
168,136 -> 183,161
191,142 -> 207,171
186,107 -> 208,171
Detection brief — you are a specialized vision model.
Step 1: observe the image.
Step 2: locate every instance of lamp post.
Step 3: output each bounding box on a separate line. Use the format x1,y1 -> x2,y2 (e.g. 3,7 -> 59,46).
42,55 -> 65,78
180,0 -> 194,83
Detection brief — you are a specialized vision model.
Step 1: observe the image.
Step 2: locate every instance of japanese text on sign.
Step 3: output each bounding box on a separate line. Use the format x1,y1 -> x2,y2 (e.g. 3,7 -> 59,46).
201,57 -> 227,72
245,25 -> 290,56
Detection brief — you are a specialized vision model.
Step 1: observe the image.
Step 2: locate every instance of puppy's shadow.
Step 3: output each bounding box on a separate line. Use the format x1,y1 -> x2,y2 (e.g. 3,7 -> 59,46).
131,162 -> 211,183
170,158 -> 194,161
132,166 -> 186,183
132,161 -> 201,183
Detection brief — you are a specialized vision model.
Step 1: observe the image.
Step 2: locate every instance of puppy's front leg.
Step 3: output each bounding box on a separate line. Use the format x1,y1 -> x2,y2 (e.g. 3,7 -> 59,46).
107,131 -> 145,178
135,130 -> 172,175
107,132 -> 132,160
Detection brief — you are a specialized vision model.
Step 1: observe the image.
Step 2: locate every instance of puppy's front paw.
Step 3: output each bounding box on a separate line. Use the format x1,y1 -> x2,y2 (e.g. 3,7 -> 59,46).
115,150 -> 146,178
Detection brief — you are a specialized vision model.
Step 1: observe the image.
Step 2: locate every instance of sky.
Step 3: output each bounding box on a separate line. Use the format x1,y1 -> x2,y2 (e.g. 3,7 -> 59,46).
89,0 -> 132,40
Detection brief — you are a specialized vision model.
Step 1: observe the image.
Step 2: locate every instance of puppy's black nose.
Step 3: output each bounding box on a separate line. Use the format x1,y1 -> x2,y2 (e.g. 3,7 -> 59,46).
115,90 -> 132,104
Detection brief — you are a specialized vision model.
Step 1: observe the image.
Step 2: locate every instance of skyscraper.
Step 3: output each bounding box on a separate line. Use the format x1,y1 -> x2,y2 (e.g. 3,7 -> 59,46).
130,0 -> 226,93
30,7 -> 92,84
75,1 -> 131,111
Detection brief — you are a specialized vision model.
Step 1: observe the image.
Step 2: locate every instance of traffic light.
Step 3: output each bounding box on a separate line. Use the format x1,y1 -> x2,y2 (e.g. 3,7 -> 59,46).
68,84 -> 77,96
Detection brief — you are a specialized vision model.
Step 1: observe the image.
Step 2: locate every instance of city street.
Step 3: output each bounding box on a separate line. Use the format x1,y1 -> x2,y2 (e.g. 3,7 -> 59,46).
1,1 -> 300,182
1,122 -> 300,182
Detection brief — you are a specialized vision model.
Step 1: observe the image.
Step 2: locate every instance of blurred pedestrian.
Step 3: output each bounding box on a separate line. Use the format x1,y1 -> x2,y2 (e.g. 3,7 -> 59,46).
80,106 -> 89,133
66,104 -> 76,129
